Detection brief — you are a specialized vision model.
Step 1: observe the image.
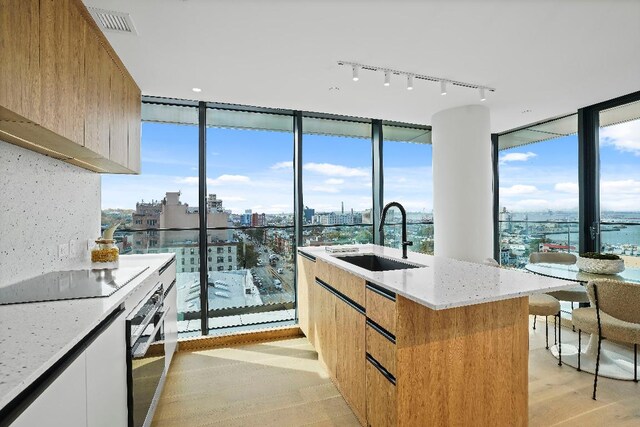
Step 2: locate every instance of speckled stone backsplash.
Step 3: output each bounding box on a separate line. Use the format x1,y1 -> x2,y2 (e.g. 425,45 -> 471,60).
0,140 -> 101,286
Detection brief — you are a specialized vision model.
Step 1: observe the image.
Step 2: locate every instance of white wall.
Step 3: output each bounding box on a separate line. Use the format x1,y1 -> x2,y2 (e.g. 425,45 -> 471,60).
0,141 -> 101,286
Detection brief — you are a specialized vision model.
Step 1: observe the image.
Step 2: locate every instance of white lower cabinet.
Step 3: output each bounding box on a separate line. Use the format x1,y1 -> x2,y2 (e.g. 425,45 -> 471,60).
11,311 -> 127,427
12,353 -> 88,427
86,313 -> 127,427
164,282 -> 178,370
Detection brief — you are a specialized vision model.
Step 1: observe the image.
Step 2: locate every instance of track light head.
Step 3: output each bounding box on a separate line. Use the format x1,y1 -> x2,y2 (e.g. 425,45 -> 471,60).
384,71 -> 391,87
407,74 -> 414,90
479,87 -> 486,101
440,80 -> 447,96
352,66 -> 359,81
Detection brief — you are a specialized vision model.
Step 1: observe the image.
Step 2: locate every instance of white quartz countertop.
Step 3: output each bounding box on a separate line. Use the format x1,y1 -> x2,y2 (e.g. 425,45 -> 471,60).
0,253 -> 174,411
299,244 -> 575,310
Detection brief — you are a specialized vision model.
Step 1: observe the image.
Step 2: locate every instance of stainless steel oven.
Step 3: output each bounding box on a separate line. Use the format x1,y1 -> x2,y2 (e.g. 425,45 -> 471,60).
126,280 -> 174,427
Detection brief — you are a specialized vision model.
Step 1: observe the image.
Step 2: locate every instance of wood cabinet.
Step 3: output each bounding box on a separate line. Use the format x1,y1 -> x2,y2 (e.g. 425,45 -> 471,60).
335,296 -> 366,424
298,252 -> 529,427
0,0 -> 141,174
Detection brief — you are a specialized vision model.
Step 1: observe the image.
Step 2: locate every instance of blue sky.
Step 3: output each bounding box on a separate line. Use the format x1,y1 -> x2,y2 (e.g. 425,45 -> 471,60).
102,119 -> 639,213
499,119 -> 640,212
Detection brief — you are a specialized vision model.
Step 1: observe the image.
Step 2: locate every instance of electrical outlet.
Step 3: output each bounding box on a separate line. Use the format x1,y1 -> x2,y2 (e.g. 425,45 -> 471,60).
58,243 -> 69,258
69,239 -> 80,258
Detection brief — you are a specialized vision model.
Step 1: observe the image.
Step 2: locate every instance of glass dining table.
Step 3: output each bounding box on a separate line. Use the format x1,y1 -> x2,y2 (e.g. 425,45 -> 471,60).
525,262 -> 640,380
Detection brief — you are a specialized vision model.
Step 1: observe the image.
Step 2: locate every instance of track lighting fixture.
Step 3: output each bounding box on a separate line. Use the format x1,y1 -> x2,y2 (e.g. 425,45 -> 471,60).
407,75 -> 414,90
337,61 -> 495,97
440,80 -> 447,96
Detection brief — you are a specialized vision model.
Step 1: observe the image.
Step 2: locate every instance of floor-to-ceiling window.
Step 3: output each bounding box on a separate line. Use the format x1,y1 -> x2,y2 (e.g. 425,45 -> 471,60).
381,124 -> 434,254
598,100 -> 640,262
497,114 -> 578,267
101,103 -> 202,334
301,117 -> 373,245
204,109 -> 295,335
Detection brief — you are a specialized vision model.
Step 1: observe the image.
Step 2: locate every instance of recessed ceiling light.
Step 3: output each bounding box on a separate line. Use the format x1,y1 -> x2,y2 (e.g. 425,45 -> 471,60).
192,87 -> 202,93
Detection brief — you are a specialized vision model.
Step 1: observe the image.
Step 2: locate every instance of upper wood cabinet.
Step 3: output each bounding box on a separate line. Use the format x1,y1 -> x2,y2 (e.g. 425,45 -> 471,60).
0,0 -> 141,174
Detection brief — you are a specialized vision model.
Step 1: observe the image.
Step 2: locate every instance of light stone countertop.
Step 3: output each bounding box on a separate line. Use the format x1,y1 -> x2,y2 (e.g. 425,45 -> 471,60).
299,244 -> 575,310
0,253 -> 174,411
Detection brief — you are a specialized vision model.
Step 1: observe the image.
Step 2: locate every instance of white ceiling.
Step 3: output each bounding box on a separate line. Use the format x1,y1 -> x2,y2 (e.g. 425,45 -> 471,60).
84,0 -> 640,133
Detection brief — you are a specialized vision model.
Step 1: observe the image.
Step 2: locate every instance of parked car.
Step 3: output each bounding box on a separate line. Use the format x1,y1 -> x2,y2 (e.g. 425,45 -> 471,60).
277,268 -> 283,274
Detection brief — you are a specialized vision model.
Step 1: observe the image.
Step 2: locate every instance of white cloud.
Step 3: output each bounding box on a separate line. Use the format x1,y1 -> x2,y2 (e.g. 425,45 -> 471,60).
217,195 -> 247,202
304,162 -> 368,177
271,161 -> 293,170
600,120 -> 640,156
499,152 -> 537,165
500,184 -> 538,196
175,176 -> 199,185
324,178 -> 344,185
208,174 -> 251,186
554,182 -> 579,194
311,186 -> 340,193
601,179 -> 640,194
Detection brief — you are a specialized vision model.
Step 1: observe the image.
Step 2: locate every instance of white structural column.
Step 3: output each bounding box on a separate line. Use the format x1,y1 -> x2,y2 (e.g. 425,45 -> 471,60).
432,105 -> 492,263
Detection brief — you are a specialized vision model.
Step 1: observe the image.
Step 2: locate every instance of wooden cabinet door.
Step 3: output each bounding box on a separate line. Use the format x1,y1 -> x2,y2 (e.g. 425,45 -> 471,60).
39,0 -> 86,145
109,66 -> 128,166
296,255 -> 315,340
83,33 -> 111,159
0,0 -> 41,123
126,78 -> 141,173
336,299 -> 366,424
315,283 -> 337,377
366,360 -> 396,427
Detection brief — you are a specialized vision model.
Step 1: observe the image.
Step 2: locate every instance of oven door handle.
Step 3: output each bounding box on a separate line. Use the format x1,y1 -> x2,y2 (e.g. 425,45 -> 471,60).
131,309 -> 168,359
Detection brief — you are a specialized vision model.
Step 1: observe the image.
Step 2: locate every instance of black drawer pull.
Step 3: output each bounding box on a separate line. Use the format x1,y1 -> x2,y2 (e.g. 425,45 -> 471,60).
366,353 -> 396,386
159,257 -> 176,275
315,277 -> 365,315
366,319 -> 396,344
366,282 -> 396,302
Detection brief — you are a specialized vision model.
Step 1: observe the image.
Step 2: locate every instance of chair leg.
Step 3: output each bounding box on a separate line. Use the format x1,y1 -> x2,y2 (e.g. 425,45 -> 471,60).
533,314 -> 537,330
545,316 -> 549,349
577,329 -> 581,372
558,313 -> 562,367
593,334 -> 602,400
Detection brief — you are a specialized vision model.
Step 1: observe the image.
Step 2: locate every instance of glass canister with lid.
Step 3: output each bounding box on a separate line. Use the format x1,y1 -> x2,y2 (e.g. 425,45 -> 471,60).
91,239 -> 119,269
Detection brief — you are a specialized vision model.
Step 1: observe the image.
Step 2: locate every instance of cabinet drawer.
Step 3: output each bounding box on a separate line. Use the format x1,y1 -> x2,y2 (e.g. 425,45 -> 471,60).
366,321 -> 396,377
366,354 -> 396,427
366,283 -> 396,336
316,260 -> 365,307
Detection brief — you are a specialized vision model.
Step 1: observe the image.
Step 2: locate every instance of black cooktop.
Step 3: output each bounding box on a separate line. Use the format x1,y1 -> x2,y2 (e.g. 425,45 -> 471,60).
0,266 -> 148,305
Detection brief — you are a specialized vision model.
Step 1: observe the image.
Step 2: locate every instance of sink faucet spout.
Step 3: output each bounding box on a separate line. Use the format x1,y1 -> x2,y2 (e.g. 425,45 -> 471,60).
379,201 -> 413,259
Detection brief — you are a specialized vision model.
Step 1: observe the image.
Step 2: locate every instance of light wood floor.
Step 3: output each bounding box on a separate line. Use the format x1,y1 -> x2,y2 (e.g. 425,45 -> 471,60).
152,320 -> 640,427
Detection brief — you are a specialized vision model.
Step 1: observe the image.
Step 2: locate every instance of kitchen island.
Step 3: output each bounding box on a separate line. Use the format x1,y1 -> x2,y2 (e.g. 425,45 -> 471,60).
297,244 -> 573,427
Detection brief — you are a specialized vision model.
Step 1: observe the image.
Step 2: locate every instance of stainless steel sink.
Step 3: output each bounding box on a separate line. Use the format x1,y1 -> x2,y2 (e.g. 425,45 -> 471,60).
335,254 -> 422,272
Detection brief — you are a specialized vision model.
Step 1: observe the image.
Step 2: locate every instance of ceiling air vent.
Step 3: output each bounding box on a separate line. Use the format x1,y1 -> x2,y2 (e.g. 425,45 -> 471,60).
88,7 -> 137,35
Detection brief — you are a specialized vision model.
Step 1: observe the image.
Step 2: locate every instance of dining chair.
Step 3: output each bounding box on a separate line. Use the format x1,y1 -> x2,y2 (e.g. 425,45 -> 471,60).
484,258 -> 562,356
529,252 -> 589,330
572,280 -> 640,400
